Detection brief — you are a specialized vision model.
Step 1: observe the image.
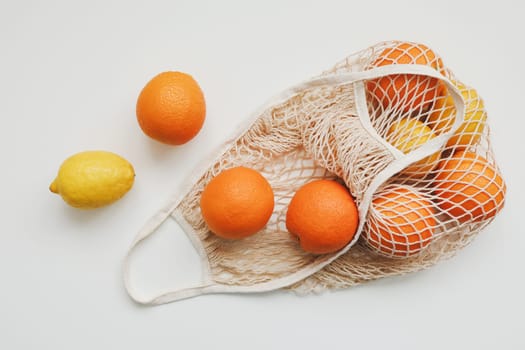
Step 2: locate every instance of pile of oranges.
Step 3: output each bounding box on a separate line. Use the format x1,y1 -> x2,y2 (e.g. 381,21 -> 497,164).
362,41 -> 506,258
136,41 -> 506,258
136,70 -> 361,255
199,169 -> 359,255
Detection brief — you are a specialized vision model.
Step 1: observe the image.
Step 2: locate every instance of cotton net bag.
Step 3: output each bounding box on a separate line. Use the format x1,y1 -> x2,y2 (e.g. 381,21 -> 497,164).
124,41 -> 506,305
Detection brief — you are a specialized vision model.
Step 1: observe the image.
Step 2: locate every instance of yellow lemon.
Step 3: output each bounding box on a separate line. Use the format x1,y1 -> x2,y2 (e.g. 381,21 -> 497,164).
427,82 -> 487,148
387,118 -> 440,176
50,151 -> 135,209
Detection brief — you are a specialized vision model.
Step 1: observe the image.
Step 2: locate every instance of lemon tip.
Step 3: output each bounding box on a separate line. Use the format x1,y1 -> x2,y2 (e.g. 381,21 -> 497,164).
49,179 -> 58,194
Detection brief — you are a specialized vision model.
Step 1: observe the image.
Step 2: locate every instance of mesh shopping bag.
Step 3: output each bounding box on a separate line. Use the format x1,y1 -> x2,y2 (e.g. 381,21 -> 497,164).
124,41 -> 506,304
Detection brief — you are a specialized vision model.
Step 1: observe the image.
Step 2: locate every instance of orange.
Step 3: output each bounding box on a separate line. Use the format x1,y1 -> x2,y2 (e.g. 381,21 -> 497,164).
285,180 -> 359,254
136,71 -> 206,145
200,167 -> 274,239
433,150 -> 506,223
364,184 -> 435,257
367,42 -> 444,112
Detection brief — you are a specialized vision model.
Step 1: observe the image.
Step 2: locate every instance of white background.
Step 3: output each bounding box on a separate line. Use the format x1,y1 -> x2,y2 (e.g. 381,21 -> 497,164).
1,0 -> 523,349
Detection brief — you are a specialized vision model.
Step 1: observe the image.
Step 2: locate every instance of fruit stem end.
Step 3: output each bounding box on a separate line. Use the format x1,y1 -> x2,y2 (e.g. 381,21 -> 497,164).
49,179 -> 58,194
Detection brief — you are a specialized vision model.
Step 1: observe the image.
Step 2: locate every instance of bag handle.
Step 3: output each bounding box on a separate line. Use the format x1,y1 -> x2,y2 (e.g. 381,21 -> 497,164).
123,63 -> 465,305
122,202 -> 216,304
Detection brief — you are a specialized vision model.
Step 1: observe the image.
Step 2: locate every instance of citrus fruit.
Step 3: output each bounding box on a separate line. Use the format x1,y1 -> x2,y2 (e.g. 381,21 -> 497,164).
427,82 -> 487,148
285,180 -> 359,254
49,151 -> 135,209
367,42 -> 443,112
136,71 -> 206,145
387,118 -> 440,176
200,167 -> 274,239
433,150 -> 506,223
364,184 -> 435,257
426,81 -> 461,134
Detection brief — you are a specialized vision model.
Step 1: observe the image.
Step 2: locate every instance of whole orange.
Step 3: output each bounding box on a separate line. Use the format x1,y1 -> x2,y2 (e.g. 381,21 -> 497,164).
433,151 -> 506,223
200,167 -> 274,239
136,71 -> 206,145
364,184 -> 435,257
367,42 -> 443,112
285,180 -> 359,254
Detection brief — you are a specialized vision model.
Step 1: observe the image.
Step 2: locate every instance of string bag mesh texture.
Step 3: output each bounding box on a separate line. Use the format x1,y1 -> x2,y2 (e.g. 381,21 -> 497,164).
125,41 -> 506,303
